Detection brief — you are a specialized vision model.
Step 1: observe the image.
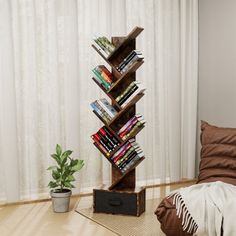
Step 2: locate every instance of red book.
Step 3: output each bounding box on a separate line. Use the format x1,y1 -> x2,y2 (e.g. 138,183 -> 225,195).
91,136 -> 109,156
99,65 -> 112,80
113,143 -> 132,163
119,118 -> 138,138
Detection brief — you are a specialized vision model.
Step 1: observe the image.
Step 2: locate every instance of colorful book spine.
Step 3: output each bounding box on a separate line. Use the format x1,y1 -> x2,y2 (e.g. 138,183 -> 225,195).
119,118 -> 139,138
121,54 -> 144,74
120,116 -> 145,137
99,127 -> 117,149
92,68 -> 111,89
121,121 -> 145,140
111,141 -> 132,161
93,76 -> 108,90
118,114 -> 141,134
93,40 -> 110,58
115,82 -> 135,102
116,146 -> 135,165
103,126 -> 120,145
95,66 -> 113,84
92,138 -> 110,156
90,101 -> 112,123
100,98 -> 118,117
92,134 -> 112,153
94,36 -> 116,54
117,50 -> 142,71
121,85 -> 146,108
97,100 -> 115,118
118,85 -> 139,105
94,101 -> 112,121
97,132 -> 115,151
94,38 -> 111,55
118,151 -> 138,170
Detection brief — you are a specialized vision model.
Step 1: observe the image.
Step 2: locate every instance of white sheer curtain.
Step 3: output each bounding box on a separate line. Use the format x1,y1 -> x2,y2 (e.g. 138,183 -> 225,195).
0,0 -> 198,203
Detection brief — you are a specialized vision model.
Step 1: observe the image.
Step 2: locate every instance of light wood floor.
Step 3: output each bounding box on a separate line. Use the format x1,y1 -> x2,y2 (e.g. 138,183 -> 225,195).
0,181 -> 195,236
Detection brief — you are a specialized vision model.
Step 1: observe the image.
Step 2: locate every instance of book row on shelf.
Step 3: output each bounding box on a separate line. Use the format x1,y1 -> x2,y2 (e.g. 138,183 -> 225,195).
90,98 -> 118,123
91,126 -> 121,155
115,81 -> 146,107
91,113 -> 146,157
92,65 -> 114,90
118,114 -> 145,140
111,138 -> 144,173
93,35 -> 116,57
116,50 -> 144,74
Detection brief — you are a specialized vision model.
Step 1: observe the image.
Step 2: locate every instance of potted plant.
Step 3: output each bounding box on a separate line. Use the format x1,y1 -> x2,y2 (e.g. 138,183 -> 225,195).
47,144 -> 84,213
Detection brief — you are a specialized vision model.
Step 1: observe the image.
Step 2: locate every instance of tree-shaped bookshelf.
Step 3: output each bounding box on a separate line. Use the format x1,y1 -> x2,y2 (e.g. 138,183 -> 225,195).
91,27 -> 146,216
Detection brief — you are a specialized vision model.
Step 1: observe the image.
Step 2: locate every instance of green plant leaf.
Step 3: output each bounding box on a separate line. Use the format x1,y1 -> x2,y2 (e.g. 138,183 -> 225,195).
48,181 -> 58,189
48,145 -> 84,191
61,158 -> 67,167
47,165 -> 57,170
52,170 -> 60,180
61,150 -> 73,160
56,144 -> 62,156
64,182 -> 75,189
72,159 -> 84,171
51,154 -> 61,165
66,175 -> 75,182
70,159 -> 78,167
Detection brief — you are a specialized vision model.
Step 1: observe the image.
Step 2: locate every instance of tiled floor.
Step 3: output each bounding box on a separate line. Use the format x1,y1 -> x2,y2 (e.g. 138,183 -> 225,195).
0,181 -> 195,236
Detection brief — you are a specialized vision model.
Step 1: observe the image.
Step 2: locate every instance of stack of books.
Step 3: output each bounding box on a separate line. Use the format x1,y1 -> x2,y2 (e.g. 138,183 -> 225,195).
116,50 -> 144,74
92,65 -> 113,90
91,126 -> 121,156
90,98 -> 118,123
115,81 -> 146,108
118,114 -> 146,141
111,139 -> 144,173
93,36 -> 116,57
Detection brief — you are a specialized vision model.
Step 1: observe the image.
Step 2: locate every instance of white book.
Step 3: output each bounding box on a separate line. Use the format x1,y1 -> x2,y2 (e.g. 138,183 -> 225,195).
97,99 -> 117,118
121,85 -> 146,108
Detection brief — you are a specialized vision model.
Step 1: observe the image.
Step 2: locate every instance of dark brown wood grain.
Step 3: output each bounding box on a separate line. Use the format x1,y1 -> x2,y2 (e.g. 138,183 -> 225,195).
91,27 -> 146,216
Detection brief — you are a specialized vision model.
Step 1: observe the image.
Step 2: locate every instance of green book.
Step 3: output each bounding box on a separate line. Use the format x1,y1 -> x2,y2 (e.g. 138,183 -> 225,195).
92,68 -> 111,90
97,37 -> 116,53
115,82 -> 135,102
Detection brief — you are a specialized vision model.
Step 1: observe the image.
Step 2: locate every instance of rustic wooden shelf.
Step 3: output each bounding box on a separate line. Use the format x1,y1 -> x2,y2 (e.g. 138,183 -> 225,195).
91,77 -> 122,110
107,60 -> 144,92
107,27 -> 144,61
92,124 -> 145,160
92,44 -> 121,78
108,156 -> 145,190
91,26 -> 146,216
108,93 -> 144,126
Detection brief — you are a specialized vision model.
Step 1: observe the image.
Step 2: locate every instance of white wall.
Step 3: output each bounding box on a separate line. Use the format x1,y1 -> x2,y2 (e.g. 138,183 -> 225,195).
199,0 -> 236,126
197,0 -> 236,169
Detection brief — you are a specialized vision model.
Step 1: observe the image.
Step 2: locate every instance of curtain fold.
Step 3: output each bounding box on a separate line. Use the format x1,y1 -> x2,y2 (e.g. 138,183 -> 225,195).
0,0 -> 198,203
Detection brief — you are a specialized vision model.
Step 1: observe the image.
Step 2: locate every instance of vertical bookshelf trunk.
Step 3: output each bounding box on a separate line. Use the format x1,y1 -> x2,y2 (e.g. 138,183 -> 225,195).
92,27 -> 146,216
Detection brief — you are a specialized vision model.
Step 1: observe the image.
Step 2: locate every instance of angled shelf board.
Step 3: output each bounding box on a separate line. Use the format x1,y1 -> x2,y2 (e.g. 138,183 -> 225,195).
91,77 -> 122,110
91,44 -> 121,78
107,27 -> 144,61
107,60 -> 144,93
92,93 -> 145,127
90,26 -> 146,216
108,156 -> 145,190
93,124 -> 145,160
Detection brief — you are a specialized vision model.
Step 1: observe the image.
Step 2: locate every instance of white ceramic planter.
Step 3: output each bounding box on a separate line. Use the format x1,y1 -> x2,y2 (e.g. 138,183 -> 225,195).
50,189 -> 72,213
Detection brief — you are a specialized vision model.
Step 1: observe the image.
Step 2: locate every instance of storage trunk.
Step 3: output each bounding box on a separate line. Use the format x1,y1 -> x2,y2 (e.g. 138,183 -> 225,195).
93,187 -> 145,216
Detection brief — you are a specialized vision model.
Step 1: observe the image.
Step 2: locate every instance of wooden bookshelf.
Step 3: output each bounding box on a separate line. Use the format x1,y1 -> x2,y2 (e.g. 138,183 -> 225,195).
91,26 -> 146,216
